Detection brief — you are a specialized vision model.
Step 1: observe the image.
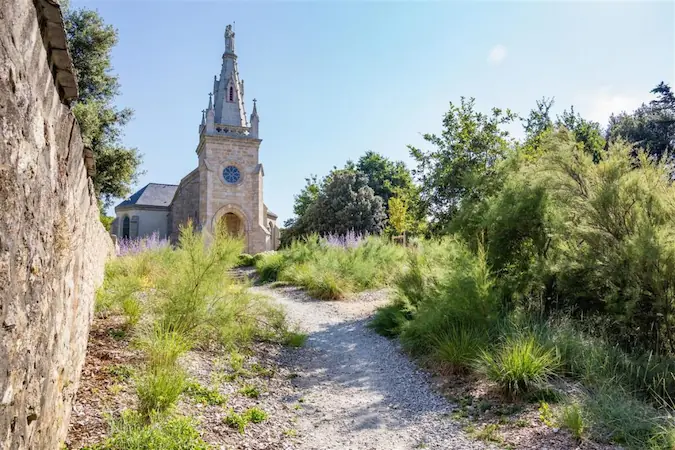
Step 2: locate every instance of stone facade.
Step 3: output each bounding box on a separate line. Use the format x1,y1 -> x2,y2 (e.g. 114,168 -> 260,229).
114,23 -> 278,253
0,0 -> 113,448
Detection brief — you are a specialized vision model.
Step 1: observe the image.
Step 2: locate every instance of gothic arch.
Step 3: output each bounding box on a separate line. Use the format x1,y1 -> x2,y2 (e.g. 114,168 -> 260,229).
212,204 -> 250,248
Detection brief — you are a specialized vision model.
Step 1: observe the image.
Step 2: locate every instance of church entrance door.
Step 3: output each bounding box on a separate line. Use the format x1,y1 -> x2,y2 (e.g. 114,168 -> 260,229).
219,212 -> 244,237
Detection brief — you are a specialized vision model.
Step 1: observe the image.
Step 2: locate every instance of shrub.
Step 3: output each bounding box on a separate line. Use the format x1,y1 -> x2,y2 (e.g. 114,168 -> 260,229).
400,239 -> 499,356
137,328 -> 191,369
256,252 -> 285,282
86,410 -> 208,450
136,365 -> 186,416
476,335 -> 559,397
369,304 -> 410,338
150,225 -> 286,347
237,253 -> 255,267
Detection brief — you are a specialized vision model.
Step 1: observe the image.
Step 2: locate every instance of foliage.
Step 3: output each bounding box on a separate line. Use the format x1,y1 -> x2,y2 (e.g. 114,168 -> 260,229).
136,365 -> 186,416
237,253 -> 256,267
299,170 -> 386,236
608,82 -> 675,162
388,196 -> 409,236
559,402 -> 585,439
283,331 -> 308,348
283,152 -> 423,243
224,407 -> 268,433
183,381 -> 226,406
86,410 -> 209,450
476,335 -> 559,397
409,97 -> 517,231
63,6 -> 142,207
151,225 -> 285,346
257,235 -> 406,299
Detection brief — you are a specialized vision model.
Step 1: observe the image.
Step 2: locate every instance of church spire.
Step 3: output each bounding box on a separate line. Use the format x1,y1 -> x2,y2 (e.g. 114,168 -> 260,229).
250,98 -> 259,138
208,23 -> 247,130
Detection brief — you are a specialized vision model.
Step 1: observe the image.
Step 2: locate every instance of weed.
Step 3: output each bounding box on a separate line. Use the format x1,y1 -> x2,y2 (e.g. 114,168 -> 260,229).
251,363 -> 273,377
239,384 -> 260,399
106,364 -> 134,382
224,407 -> 268,433
183,380 -> 226,406
246,407 -> 268,423
474,423 -> 503,443
224,409 -> 248,434
108,328 -> 127,340
515,418 -> 529,427
283,428 -> 298,437
284,331 -> 308,348
538,402 -> 554,427
121,296 -> 142,327
559,402 -> 584,439
137,328 -> 190,370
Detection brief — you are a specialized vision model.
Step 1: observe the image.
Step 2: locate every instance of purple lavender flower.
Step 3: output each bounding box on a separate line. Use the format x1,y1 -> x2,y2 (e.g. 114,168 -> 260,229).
323,229 -> 368,249
117,231 -> 170,256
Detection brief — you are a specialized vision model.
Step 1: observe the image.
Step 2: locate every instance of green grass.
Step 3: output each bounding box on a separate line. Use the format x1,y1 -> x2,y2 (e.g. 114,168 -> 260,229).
84,410 -> 208,450
136,365 -> 186,416
283,331 -> 308,348
223,407 -> 268,434
238,384 -> 260,398
476,335 -> 559,398
433,323 -> 488,373
559,402 -> 584,439
255,235 -> 406,299
183,380 -> 226,406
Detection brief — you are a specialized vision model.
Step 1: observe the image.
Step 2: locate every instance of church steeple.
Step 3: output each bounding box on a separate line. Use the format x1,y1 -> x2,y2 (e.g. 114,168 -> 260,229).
200,23 -> 260,139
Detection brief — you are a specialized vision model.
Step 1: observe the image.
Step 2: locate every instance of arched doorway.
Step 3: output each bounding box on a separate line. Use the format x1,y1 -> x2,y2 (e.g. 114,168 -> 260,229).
219,212 -> 244,237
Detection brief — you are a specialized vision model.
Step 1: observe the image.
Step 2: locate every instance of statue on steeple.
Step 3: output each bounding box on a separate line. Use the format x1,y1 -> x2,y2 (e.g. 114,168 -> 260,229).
224,24 -> 235,54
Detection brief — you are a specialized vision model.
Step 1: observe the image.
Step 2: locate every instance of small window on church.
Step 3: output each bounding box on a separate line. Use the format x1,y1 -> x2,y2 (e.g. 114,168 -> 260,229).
229,86 -> 234,102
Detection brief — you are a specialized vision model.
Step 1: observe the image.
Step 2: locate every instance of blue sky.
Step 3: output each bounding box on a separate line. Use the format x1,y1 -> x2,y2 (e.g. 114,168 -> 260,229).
72,1 -> 674,223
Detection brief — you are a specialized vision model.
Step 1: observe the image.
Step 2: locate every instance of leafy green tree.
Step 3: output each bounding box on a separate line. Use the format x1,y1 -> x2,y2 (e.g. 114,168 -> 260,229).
607,82 -> 675,161
64,6 -> 143,207
355,152 -> 414,209
556,107 -> 606,162
409,97 -> 517,231
388,196 -> 409,237
301,170 -> 386,235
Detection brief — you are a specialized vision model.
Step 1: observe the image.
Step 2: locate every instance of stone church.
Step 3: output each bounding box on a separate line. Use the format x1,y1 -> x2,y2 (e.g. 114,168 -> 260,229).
112,24 -> 279,253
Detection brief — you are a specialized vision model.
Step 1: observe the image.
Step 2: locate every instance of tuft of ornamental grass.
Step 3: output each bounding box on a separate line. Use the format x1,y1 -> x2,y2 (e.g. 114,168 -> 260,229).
368,304 -> 410,338
136,365 -> 186,416
476,334 -> 559,398
255,252 -> 285,282
88,410 -> 209,450
434,323 -> 488,373
559,402 -> 585,439
136,328 -> 191,369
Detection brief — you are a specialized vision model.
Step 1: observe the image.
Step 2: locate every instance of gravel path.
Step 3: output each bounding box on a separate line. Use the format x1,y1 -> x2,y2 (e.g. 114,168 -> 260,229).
252,285 -> 493,450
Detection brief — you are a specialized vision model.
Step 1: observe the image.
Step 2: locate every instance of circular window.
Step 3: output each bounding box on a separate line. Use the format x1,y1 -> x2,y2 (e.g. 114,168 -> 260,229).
222,165 -> 241,184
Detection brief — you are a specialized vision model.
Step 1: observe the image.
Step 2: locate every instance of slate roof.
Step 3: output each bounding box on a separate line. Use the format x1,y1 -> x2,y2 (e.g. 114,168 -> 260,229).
116,183 -> 178,209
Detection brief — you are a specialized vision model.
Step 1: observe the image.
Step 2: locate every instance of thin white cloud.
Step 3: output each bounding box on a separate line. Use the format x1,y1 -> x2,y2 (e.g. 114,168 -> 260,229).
576,87 -> 648,125
487,44 -> 508,66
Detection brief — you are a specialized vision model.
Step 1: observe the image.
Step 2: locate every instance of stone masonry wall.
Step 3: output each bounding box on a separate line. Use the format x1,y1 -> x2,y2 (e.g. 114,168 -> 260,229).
169,168 -> 200,242
0,0 -> 113,448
